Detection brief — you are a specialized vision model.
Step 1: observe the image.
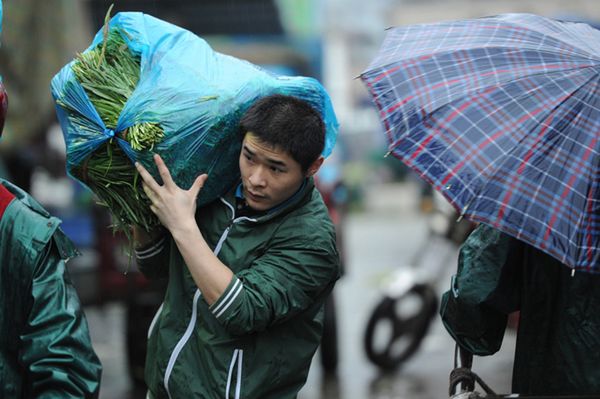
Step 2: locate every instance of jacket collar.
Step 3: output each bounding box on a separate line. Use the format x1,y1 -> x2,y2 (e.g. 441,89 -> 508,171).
225,177 -> 315,222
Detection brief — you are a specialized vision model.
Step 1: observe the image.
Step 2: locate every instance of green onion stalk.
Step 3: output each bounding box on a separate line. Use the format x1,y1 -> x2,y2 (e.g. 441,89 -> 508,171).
65,22 -> 164,236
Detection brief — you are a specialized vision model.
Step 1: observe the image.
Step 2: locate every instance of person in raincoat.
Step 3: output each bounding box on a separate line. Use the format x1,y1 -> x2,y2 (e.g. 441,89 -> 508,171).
0,63 -> 102,399
441,223 -> 600,395
133,94 -> 340,399
0,177 -> 103,398
0,2 -> 102,396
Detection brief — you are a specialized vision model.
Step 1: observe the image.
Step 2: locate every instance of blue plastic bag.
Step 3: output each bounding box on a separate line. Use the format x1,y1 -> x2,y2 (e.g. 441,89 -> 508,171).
51,12 -> 338,210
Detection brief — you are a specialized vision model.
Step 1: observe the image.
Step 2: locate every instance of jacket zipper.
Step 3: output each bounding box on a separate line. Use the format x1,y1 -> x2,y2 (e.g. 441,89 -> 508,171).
147,302 -> 164,339
226,349 -> 244,399
164,289 -> 202,399
163,197 -> 255,398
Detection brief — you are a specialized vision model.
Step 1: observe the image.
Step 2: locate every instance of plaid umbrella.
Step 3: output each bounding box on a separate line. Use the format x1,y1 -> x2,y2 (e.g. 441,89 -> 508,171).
361,13 -> 600,271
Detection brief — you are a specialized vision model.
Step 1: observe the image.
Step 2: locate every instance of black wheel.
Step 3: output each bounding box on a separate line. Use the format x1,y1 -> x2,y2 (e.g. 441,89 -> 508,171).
320,293 -> 339,373
364,283 -> 438,370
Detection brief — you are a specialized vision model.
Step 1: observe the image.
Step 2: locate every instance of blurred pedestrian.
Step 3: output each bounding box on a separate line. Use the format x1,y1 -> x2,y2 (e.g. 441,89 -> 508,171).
134,94 -> 340,399
0,2 -> 102,396
0,176 -> 103,398
441,223 -> 600,395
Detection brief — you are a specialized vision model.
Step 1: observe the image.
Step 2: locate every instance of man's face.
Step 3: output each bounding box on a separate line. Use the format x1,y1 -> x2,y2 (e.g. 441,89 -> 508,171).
239,132 -> 306,211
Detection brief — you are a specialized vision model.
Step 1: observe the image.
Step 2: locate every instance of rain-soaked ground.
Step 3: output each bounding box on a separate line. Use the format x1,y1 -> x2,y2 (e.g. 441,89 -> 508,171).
86,181 -> 516,399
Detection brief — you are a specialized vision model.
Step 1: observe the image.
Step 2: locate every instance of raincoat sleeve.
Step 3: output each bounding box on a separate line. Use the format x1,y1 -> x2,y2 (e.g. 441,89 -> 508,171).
19,234 -> 102,398
135,232 -> 171,279
208,226 -> 340,336
439,223 -> 521,356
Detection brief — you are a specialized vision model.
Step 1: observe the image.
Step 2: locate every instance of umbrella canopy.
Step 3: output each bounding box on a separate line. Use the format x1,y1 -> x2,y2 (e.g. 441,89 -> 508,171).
361,13 -> 600,271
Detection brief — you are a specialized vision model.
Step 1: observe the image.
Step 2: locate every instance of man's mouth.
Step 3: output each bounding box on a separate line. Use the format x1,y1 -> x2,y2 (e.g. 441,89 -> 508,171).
246,189 -> 265,201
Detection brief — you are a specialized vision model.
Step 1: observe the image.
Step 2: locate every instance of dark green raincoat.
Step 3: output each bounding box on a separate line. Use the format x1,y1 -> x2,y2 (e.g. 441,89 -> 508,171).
0,178 -> 102,398
441,223 -> 600,395
136,178 -> 340,399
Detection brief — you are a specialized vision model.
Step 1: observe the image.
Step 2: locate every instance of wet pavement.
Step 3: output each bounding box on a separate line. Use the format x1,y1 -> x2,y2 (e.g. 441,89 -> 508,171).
85,181 -> 516,399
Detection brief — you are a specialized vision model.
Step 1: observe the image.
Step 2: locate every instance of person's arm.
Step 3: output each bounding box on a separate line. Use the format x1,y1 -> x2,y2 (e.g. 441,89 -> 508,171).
439,223 -> 520,356
133,224 -> 171,279
208,232 -> 340,335
168,223 -> 235,304
19,240 -> 102,399
135,154 -> 232,303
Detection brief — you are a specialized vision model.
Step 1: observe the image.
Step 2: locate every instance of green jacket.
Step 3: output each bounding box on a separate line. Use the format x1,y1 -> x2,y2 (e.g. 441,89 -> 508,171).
0,179 -> 102,398
441,223 -> 600,395
137,178 -> 340,399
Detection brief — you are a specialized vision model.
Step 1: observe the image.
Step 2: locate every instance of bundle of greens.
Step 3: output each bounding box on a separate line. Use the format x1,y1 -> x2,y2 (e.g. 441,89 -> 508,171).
52,9 -> 338,242
64,23 -> 163,234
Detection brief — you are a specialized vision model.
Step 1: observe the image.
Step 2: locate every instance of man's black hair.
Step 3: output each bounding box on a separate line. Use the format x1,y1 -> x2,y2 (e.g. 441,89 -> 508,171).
239,94 -> 325,172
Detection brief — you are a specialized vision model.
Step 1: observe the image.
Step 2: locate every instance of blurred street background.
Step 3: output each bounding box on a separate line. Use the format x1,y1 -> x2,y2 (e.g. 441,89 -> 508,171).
0,0 -> 598,398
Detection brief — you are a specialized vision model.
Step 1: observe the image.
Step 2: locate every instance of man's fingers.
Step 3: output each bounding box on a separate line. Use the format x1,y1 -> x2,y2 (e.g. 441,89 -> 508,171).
153,154 -> 175,188
142,183 -> 155,202
189,174 -> 208,198
135,161 -> 162,192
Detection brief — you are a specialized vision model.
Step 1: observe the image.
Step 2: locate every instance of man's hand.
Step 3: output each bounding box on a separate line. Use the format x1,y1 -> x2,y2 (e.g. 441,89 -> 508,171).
136,154 -> 232,305
135,154 -> 208,237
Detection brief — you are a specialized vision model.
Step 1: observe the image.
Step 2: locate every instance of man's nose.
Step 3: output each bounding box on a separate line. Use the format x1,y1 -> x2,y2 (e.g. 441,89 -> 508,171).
249,167 -> 267,187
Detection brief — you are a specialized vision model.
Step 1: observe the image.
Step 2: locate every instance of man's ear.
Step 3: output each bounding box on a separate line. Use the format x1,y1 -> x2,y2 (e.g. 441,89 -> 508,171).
306,156 -> 324,177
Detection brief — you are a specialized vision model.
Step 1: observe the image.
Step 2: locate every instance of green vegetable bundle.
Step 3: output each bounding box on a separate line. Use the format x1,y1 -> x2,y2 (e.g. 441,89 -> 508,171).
66,25 -> 163,233
51,10 -> 339,243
